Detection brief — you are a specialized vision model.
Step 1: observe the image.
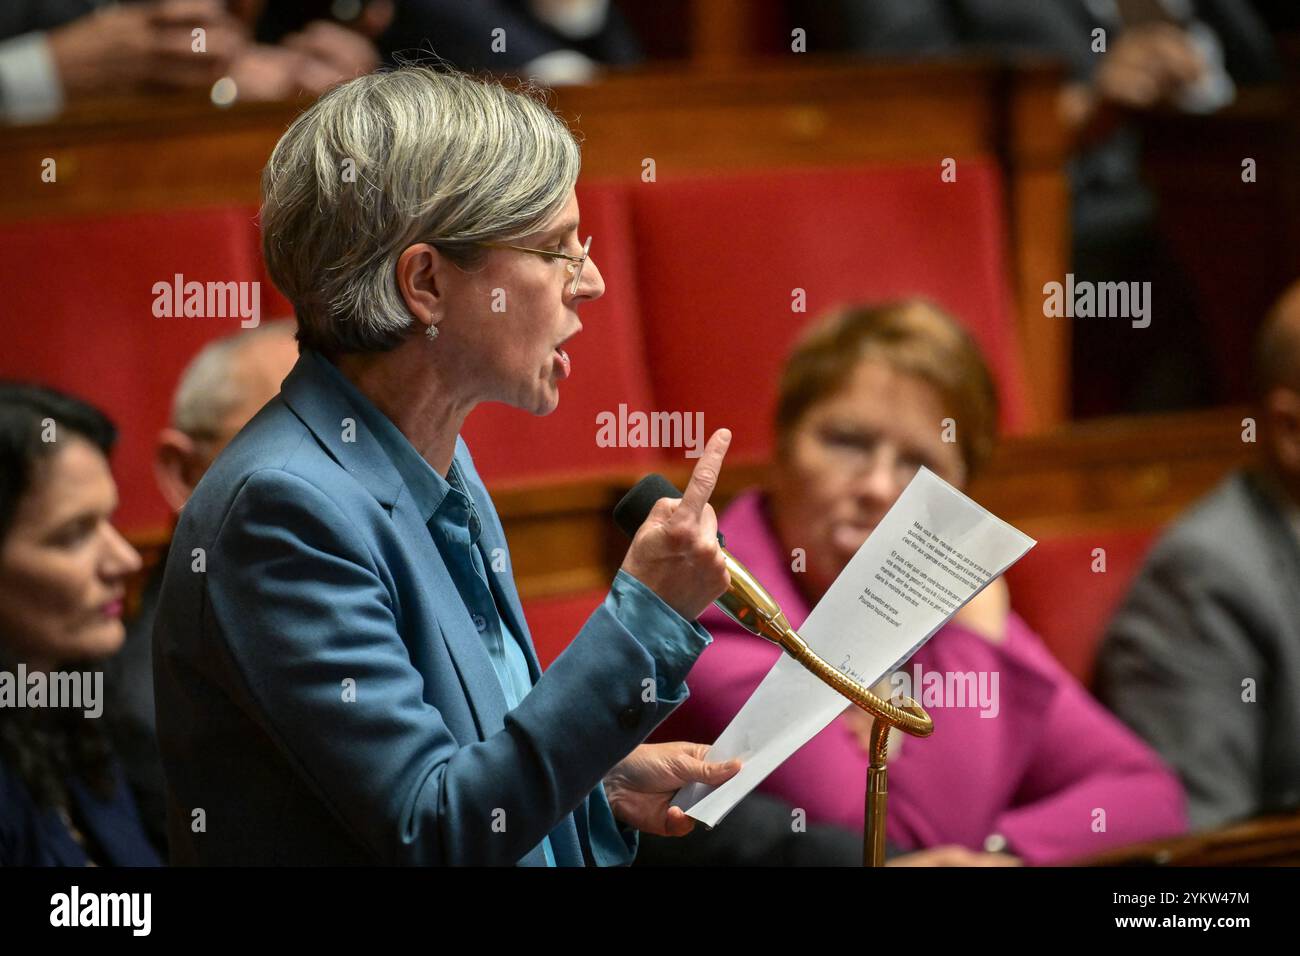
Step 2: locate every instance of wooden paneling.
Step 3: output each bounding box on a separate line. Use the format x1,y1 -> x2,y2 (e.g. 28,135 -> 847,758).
1078,813 -> 1300,866
968,405 -> 1255,537
125,406 -> 1255,604
688,0 -> 752,70
498,406 -> 1252,598
1140,87 -> 1300,404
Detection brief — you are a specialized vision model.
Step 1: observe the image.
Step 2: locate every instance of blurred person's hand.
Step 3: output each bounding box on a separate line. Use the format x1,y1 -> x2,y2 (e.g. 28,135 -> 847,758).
283,20 -> 383,95
888,845 -> 1022,866
47,0 -> 247,100
1095,23 -> 1206,111
1060,23 -> 1207,135
224,43 -> 304,101
227,2 -> 393,102
603,742 -> 741,836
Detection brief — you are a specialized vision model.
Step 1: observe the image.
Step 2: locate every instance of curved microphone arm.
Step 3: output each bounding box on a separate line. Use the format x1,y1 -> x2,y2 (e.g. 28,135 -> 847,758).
716,552 -> 933,739
610,472 -> 931,737
612,472 -> 931,867
717,551 -> 932,867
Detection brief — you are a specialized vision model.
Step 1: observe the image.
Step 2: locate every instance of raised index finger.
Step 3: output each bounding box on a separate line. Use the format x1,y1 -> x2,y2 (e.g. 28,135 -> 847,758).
679,428 -> 731,519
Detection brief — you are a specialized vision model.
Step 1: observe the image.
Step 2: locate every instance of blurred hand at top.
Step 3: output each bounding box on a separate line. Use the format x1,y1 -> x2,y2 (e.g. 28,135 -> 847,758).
1060,23 -> 1208,134
228,1 -> 394,101
1095,23 -> 1206,111
48,0 -> 248,100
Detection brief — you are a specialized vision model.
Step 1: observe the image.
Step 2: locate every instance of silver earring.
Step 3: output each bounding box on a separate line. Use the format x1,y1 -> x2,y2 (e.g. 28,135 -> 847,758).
426,323 -> 439,341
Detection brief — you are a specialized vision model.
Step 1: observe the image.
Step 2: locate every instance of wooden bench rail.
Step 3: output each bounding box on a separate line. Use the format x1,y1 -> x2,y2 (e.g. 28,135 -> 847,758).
125,406 -> 1254,604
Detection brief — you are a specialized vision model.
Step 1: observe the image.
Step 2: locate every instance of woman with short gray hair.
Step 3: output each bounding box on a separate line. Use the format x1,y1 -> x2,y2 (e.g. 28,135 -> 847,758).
153,65 -> 739,866
261,67 -> 584,356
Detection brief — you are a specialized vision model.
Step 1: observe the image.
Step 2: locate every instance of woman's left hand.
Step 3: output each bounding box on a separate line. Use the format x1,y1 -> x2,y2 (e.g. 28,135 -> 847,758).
604,742 -> 741,836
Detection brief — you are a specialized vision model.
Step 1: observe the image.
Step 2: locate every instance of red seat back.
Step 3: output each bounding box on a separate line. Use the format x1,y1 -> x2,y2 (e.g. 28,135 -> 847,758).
461,181 -> 665,482
2,163 -> 1036,532
1005,527 -> 1158,686
0,206 -> 277,531
629,162 -> 1027,463
522,588 -> 609,669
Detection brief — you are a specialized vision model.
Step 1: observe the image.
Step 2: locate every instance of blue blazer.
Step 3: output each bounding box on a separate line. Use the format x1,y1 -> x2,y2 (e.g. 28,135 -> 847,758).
152,352 -> 689,865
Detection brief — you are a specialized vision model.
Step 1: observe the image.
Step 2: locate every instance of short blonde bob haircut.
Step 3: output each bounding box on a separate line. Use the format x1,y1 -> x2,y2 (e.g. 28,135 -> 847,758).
774,299 -> 1001,480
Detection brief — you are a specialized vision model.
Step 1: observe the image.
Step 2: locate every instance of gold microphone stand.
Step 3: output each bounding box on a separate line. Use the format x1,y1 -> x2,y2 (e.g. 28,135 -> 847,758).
860,695 -> 931,866
716,553 -> 933,867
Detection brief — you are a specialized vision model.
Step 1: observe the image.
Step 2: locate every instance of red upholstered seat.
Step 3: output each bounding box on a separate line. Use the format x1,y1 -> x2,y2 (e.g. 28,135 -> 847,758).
1005,527 -> 1158,687
0,206 -> 275,531
2,163 -> 1036,530
628,162 -> 1028,463
461,181 -> 665,482
522,588 -> 609,669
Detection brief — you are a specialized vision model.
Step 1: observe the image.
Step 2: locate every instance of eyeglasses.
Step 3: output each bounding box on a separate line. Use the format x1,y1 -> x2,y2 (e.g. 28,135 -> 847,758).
480,235 -> 593,295
816,428 -> 931,488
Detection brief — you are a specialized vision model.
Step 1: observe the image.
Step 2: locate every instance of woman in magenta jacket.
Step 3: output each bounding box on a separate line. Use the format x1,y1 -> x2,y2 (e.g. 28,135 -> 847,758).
652,300 -> 1188,865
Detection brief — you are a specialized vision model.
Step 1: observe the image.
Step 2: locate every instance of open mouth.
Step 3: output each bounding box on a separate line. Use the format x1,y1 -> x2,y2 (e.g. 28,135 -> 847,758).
553,327 -> 579,379
832,523 -> 876,553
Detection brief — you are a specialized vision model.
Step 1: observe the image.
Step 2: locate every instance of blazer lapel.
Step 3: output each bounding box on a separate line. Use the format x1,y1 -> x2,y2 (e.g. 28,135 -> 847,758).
282,352 -> 511,741
279,352 -> 404,510
388,493 -> 512,741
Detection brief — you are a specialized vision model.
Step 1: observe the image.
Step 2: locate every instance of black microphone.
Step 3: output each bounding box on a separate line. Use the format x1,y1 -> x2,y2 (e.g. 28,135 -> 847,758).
613,473 -> 725,548
614,474 -> 798,648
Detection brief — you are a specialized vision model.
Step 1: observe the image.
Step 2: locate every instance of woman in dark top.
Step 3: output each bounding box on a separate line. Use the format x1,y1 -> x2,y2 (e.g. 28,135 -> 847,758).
0,383 -> 159,866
